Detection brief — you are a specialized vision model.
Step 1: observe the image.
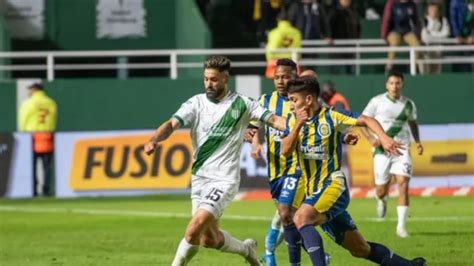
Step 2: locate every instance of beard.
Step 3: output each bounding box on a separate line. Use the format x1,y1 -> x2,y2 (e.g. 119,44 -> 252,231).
206,86 -> 226,100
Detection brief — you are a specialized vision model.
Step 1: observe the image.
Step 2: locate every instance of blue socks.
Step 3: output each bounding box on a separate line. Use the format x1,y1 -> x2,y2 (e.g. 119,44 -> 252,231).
298,224 -> 326,266
367,242 -> 412,266
283,224 -> 302,265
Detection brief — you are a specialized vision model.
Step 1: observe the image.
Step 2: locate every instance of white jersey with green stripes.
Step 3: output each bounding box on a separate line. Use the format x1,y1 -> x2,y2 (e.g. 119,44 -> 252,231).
362,93 -> 417,145
172,91 -> 272,182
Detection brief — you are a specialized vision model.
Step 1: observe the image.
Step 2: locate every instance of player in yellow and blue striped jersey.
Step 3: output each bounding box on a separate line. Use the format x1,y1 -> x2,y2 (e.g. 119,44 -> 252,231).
281,76 -> 427,266
249,59 -> 304,266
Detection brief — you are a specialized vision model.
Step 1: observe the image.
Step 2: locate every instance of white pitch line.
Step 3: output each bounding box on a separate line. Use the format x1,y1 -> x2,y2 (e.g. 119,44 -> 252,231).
0,206 -> 473,222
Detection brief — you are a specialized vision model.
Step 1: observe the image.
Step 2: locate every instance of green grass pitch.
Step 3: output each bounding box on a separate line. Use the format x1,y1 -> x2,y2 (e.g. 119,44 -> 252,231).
1,196 -> 473,265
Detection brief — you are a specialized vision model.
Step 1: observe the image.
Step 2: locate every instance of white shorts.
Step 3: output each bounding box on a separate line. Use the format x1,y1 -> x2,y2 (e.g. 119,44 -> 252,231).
191,175 -> 239,219
373,148 -> 412,186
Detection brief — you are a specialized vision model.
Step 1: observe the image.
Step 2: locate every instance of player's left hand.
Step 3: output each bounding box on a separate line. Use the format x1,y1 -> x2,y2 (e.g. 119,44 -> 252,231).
144,141 -> 157,155
416,142 -> 424,155
244,128 -> 257,142
380,136 -> 404,156
343,132 -> 360,145
251,144 -> 263,159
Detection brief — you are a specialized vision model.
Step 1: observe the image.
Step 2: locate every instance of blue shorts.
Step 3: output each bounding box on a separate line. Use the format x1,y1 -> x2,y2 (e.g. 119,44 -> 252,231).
303,170 -> 350,221
269,172 -> 305,209
321,210 -> 358,245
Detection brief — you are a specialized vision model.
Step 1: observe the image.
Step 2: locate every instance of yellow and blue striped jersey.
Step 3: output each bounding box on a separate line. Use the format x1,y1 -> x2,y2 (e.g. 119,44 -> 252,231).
253,91 -> 300,181
284,106 -> 360,193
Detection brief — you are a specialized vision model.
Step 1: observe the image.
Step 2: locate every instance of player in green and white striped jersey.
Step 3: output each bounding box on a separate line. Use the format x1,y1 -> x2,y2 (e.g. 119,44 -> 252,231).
361,70 -> 424,238
144,56 -> 286,266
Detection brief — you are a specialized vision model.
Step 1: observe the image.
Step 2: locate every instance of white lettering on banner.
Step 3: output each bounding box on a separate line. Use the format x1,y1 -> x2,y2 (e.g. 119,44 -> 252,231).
96,0 -> 146,39
0,0 -> 45,39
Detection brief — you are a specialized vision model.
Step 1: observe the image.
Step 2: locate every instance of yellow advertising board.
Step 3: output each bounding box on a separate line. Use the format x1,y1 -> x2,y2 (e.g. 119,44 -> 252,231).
69,131 -> 192,190
347,129 -> 474,186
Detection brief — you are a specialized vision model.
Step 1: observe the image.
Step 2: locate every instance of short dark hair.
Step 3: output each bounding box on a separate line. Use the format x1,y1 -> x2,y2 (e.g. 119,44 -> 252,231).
287,76 -> 320,97
28,83 -> 44,90
204,55 -> 231,72
386,69 -> 404,81
276,58 -> 297,72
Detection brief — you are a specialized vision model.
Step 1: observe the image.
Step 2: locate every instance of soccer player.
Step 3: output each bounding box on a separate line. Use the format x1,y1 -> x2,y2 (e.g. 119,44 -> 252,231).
144,56 -> 286,266
361,70 -> 424,238
281,76 -> 426,266
250,59 -> 358,266
249,58 -> 305,266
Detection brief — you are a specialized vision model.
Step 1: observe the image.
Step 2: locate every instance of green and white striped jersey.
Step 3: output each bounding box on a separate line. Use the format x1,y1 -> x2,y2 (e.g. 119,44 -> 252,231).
172,91 -> 272,182
362,93 -> 417,145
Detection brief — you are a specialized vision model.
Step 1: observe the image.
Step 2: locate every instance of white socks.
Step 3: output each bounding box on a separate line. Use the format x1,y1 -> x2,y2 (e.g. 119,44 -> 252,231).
397,205 -> 409,230
171,238 -> 199,266
219,230 -> 248,257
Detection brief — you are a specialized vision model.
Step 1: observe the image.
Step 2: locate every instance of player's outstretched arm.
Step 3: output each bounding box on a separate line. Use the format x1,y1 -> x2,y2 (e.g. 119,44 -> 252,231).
265,114 -> 286,132
408,120 -> 423,155
144,119 -> 180,155
360,127 -> 381,147
356,115 -> 403,156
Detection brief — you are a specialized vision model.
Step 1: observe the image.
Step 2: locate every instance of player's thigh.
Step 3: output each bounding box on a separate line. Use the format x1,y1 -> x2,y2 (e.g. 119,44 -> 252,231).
389,149 -> 412,179
304,171 -> 350,223
321,210 -> 358,247
271,172 -> 306,210
193,177 -> 239,219
373,154 -> 392,186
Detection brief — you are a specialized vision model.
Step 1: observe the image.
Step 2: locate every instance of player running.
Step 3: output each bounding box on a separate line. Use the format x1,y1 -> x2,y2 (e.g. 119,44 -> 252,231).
281,76 -> 426,266
249,59 -> 357,266
361,70 -> 423,238
144,56 -> 286,266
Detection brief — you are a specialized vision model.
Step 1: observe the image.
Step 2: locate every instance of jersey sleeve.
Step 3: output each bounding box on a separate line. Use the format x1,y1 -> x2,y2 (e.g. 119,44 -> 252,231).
246,96 -> 272,123
330,108 -> 360,131
172,96 -> 198,127
248,95 -> 266,128
409,100 -> 417,121
362,97 -> 377,117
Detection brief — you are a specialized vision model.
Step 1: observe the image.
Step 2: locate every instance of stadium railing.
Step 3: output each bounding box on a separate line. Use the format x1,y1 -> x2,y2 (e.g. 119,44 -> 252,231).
0,40 -> 473,80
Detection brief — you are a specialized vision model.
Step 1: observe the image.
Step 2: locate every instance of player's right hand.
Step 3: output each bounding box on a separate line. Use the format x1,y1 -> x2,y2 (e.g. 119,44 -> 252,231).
144,141 -> 157,155
295,108 -> 308,125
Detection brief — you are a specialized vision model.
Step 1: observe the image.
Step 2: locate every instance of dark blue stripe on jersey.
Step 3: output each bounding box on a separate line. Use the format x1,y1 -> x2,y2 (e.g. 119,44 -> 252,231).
273,96 -> 284,177
325,111 -> 335,174
302,123 -> 312,193
336,132 -> 342,170
313,117 -> 322,192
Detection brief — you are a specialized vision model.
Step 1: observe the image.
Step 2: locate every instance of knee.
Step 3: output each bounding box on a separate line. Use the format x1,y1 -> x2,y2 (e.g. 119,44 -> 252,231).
349,243 -> 371,258
278,208 -> 294,226
293,209 -> 318,229
184,220 -> 205,243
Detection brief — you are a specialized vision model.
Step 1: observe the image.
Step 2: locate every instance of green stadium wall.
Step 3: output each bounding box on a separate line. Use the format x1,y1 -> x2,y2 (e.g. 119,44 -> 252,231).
0,81 -> 16,131
12,0 -> 209,51
0,15 -> 10,80
0,74 -> 472,132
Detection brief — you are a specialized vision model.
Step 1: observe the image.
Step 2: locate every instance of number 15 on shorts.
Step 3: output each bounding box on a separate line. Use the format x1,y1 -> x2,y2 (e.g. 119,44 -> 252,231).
204,188 -> 224,202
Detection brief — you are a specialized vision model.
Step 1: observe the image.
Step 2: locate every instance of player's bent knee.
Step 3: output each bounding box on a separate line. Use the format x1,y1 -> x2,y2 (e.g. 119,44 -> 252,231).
293,208 -> 314,229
